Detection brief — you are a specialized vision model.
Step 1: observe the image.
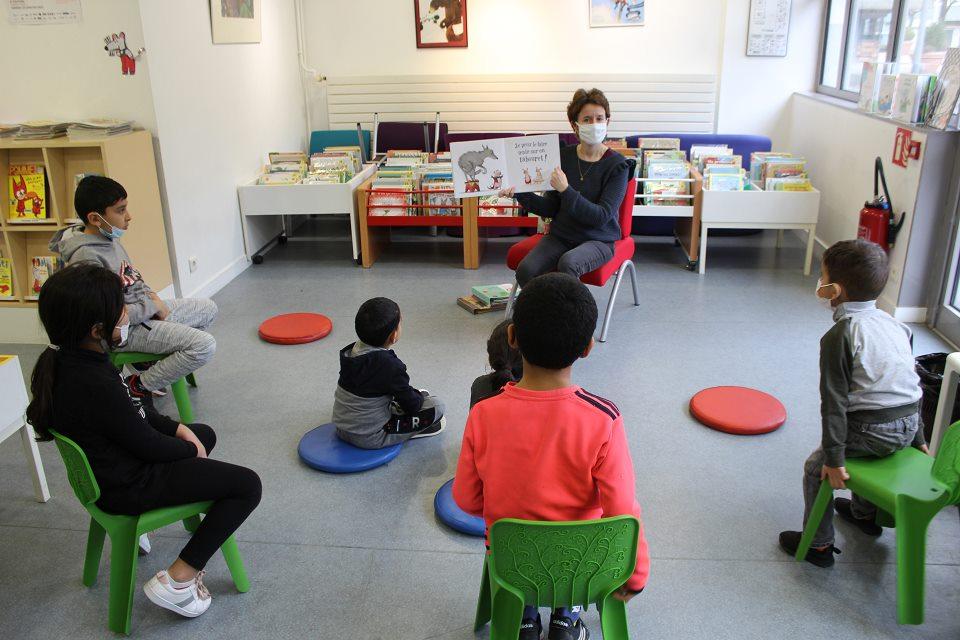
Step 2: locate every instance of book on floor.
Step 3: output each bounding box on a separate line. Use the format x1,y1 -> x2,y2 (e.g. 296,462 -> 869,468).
471,283 -> 514,306
457,295 -> 507,315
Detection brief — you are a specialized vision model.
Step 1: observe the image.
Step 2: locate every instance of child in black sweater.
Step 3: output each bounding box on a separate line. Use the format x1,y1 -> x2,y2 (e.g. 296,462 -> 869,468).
26,263 -> 260,621
470,319 -> 523,407
332,297 -> 445,449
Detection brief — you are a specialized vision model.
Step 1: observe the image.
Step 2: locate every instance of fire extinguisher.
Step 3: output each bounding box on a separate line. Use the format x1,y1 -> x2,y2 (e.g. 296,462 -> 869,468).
857,157 -> 905,251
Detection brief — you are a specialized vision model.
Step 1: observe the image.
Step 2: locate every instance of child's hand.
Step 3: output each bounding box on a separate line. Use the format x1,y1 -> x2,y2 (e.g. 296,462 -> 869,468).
821,465 -> 849,489
176,424 -> 207,458
611,586 -> 642,602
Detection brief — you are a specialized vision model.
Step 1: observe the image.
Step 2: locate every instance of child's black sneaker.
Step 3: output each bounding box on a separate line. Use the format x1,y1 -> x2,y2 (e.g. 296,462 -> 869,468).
124,374 -> 154,408
409,416 -> 446,439
778,530 -> 840,568
834,498 -> 883,537
548,616 -> 589,640
519,614 -> 542,640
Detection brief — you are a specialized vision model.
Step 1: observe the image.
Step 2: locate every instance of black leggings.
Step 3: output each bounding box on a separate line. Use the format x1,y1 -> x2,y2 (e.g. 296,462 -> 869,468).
139,424 -> 261,570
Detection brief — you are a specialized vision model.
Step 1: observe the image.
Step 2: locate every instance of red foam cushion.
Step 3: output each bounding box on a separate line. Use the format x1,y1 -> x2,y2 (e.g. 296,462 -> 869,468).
258,313 -> 333,345
690,386 -> 786,435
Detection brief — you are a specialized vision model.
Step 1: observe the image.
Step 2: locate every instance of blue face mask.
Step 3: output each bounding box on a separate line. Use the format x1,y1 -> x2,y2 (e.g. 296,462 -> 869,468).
95,213 -> 125,240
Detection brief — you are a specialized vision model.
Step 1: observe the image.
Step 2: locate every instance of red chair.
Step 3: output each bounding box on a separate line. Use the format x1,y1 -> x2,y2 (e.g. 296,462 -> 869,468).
504,174 -> 639,342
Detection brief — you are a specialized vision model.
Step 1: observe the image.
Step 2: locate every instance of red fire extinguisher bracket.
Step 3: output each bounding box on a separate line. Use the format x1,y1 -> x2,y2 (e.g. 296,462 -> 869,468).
892,127 -> 922,168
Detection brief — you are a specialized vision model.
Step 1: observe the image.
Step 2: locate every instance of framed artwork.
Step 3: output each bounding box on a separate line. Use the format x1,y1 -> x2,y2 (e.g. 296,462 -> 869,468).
589,0 -> 645,28
210,0 -> 261,44
415,0 -> 467,48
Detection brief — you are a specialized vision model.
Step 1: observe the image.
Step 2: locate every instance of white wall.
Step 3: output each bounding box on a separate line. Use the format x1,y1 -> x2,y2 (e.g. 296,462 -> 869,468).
0,0 -> 156,133
138,0 -> 307,297
716,0 -> 824,142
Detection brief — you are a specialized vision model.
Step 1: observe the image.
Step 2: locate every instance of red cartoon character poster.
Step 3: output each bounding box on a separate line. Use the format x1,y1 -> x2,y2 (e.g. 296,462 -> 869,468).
8,164 -> 46,222
104,32 -> 145,76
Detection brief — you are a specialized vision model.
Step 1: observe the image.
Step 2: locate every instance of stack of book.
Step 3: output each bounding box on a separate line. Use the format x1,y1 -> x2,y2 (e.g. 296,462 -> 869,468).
16,120 -> 69,140
258,152 -> 306,185
0,124 -> 19,139
418,160 -> 456,216
635,138 -> 681,176
643,148 -> 689,205
369,153 -> 419,216
458,283 -> 513,314
693,146 -> 746,191
66,118 -> 133,141
750,152 -> 812,191
892,73 -> 938,124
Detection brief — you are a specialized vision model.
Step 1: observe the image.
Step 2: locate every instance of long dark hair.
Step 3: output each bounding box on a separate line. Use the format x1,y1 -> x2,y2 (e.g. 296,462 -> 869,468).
26,263 -> 125,440
487,320 -> 523,389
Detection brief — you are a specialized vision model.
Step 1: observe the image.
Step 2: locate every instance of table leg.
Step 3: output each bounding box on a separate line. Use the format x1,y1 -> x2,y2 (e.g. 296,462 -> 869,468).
776,229 -> 784,249
803,225 -> 816,276
698,225 -> 708,274
19,422 -> 50,502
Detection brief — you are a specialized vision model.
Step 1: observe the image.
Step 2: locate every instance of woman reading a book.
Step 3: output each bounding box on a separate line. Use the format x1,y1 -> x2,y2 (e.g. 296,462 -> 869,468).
25,264 -> 261,620
500,88 -> 630,286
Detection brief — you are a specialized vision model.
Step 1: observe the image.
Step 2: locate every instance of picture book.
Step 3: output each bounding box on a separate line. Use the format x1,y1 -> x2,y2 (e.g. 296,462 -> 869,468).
749,152 -> 793,183
471,283 -> 514,306
422,182 -> 458,216
644,160 -> 690,205
928,48 -> 960,129
637,138 -> 680,150
268,152 -> 307,164
762,160 -> 807,189
450,134 -> 560,198
0,258 -> 12,298
877,74 -> 898,116
478,194 -> 519,217
29,256 -> 62,297
8,164 -> 47,223
858,62 -> 880,112
765,177 -> 813,191
368,186 -> 413,216
892,74 -> 927,122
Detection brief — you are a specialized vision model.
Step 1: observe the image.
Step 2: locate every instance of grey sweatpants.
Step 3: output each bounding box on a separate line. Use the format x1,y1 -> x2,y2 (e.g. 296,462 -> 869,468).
338,395 -> 445,450
118,298 -> 218,391
802,413 -> 920,547
515,234 -> 614,287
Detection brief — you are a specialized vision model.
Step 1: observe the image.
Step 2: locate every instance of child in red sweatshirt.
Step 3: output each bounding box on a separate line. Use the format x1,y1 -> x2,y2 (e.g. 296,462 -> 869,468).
453,273 -> 649,640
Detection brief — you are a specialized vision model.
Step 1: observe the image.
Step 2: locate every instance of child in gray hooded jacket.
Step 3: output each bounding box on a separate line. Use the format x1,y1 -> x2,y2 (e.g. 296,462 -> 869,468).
50,176 -> 217,399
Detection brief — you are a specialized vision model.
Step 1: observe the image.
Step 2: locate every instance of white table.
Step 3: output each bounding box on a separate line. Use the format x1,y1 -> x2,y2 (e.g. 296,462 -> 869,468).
238,164 -> 378,264
696,185 -> 820,275
0,355 -> 49,502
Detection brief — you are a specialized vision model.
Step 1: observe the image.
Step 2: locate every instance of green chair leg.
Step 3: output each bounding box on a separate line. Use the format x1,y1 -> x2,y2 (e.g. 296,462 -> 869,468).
221,535 -> 250,592
83,518 -> 106,587
599,594 -> 630,640
183,514 -> 201,534
186,372 -> 197,388
796,481 -> 833,561
474,559 -> 492,631
895,497 -> 934,625
489,589 -> 524,640
107,522 -> 140,635
170,378 -> 194,424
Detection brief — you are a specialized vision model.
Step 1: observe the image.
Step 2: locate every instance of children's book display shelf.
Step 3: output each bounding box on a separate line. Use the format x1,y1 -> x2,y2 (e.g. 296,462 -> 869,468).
357,178 -> 539,269
0,131 -> 172,311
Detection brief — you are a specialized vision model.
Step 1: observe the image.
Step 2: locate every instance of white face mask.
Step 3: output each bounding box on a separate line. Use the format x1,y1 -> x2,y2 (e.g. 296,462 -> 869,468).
577,122 -> 607,145
815,279 -> 837,311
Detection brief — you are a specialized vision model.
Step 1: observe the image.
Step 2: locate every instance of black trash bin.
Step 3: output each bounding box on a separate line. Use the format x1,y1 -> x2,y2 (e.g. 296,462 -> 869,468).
916,353 -> 960,443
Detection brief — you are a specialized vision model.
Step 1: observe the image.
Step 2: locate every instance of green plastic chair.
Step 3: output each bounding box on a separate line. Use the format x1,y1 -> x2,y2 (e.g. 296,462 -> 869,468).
795,421 -> 960,624
474,515 -> 640,640
50,430 -> 249,634
109,351 -> 197,424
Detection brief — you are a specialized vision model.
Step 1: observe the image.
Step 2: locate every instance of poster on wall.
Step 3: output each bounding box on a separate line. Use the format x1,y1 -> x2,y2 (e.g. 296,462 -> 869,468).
415,0 -> 467,48
589,0 -> 644,28
450,134 -> 561,199
210,0 -> 261,44
7,0 -> 81,25
746,0 -> 792,57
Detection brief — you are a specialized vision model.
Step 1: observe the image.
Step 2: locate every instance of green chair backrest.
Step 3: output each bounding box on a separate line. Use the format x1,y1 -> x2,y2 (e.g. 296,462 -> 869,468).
932,421 -> 960,505
50,429 -> 101,506
488,516 -> 639,609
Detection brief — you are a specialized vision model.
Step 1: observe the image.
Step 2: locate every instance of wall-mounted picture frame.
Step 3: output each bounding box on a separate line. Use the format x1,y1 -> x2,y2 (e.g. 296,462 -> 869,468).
210,0 -> 261,44
415,0 -> 468,49
589,0 -> 645,28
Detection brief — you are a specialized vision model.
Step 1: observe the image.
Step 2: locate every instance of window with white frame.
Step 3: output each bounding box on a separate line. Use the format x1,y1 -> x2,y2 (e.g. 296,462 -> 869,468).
820,0 -> 960,100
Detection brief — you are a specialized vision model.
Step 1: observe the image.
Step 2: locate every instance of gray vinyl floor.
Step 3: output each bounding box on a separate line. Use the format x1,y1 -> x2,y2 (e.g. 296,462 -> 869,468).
1,221 -> 958,639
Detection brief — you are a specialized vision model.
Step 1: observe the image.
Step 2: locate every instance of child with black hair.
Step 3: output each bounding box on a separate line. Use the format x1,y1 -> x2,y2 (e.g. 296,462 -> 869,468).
26,263 -> 260,620
469,319 -> 523,407
49,175 -> 218,401
779,239 -> 926,567
332,297 -> 446,449
453,273 -> 649,640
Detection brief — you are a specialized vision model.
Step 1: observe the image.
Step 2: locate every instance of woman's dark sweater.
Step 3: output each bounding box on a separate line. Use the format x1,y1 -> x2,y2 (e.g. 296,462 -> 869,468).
515,145 -> 629,245
51,348 -> 198,509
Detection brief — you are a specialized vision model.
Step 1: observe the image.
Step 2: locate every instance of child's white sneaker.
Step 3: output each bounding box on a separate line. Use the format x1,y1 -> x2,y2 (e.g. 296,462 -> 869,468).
138,533 -> 151,555
143,570 -> 212,618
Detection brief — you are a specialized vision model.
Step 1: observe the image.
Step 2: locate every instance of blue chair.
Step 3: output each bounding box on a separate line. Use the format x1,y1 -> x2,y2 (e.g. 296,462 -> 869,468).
309,129 -> 372,160
434,478 -> 486,536
297,423 -> 401,473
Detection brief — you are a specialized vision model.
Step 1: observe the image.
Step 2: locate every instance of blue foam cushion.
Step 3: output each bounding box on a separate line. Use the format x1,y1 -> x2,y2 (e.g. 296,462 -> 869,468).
434,478 -> 485,537
298,423 -> 401,473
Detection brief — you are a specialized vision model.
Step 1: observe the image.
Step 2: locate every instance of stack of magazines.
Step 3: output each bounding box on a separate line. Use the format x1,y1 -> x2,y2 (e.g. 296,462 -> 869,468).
0,124 -> 19,139
66,118 -> 134,141
16,120 -> 70,140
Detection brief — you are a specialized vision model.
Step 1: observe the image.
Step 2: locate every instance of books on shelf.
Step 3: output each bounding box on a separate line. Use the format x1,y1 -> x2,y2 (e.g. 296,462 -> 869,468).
66,118 -> 133,141
765,177 -> 814,191
643,158 -> 690,205
8,164 -> 47,223
858,62 -> 880,112
0,258 -> 12,299
472,283 -> 514,306
926,48 -> 960,129
892,74 -> 936,123
16,120 -> 69,140
29,256 -> 63,298
0,124 -> 19,139
268,152 -> 307,164
704,165 -> 747,191
257,172 -> 301,186
877,74 -> 897,116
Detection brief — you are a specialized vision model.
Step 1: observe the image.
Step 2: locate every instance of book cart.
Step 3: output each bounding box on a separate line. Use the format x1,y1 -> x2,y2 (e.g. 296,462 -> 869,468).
0,131 -> 172,318
633,168 -> 703,270
238,163 -> 378,264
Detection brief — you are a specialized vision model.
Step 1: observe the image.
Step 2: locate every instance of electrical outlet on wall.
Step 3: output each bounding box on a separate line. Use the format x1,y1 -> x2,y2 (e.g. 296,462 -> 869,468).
188,257 -> 198,273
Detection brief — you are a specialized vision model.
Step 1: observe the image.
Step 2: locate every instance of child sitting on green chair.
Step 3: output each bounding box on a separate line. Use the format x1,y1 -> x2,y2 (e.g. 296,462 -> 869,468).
779,239 -> 927,566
